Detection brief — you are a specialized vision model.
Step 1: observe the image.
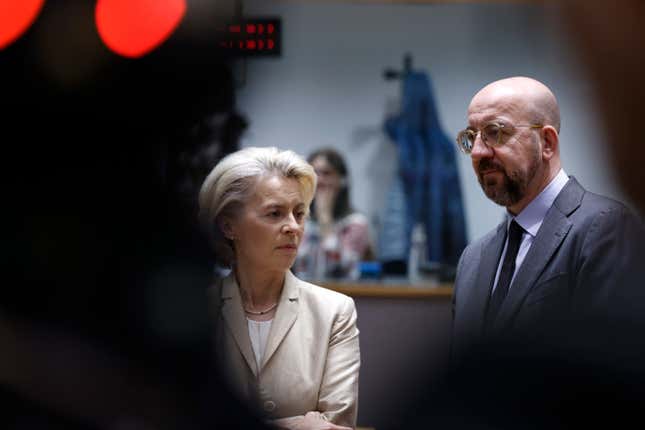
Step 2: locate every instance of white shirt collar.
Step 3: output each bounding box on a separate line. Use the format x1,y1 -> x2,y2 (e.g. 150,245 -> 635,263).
509,169 -> 569,237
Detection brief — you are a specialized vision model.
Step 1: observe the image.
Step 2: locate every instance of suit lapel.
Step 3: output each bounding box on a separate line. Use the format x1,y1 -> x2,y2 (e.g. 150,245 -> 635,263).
260,271 -> 300,371
220,274 -> 258,377
469,221 -> 507,334
493,177 -> 584,330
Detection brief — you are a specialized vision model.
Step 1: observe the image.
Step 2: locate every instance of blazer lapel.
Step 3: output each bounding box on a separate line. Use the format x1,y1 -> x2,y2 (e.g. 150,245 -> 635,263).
469,221 -> 507,334
260,271 -> 300,371
220,274 -> 258,377
493,177 -> 584,330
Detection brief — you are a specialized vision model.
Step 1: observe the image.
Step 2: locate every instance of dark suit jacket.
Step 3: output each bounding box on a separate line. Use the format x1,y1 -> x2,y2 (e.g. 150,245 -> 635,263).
451,177 -> 645,361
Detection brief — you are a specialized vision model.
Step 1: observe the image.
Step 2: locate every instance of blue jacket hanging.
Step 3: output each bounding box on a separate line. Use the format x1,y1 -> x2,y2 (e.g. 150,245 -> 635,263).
379,70 -> 468,266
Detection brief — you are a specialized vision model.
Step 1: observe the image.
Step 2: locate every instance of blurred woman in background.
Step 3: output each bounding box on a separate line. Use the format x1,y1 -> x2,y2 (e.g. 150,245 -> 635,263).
294,148 -> 374,281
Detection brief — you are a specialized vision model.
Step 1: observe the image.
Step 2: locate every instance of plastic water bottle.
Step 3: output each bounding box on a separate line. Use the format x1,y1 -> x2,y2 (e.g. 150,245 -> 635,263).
408,223 -> 426,283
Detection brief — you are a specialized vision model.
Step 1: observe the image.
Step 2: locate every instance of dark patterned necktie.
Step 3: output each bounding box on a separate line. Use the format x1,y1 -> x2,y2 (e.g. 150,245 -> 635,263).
486,220 -> 524,328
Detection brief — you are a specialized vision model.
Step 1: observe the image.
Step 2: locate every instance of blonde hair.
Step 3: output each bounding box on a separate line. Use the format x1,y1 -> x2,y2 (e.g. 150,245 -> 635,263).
198,146 -> 316,266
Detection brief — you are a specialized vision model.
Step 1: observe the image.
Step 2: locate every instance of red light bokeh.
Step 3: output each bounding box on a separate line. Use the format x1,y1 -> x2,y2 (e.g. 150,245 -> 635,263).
95,0 -> 186,58
0,0 -> 46,49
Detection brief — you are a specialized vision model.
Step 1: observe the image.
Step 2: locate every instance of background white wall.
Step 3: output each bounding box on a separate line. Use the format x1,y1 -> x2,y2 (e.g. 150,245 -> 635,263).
235,1 -> 631,245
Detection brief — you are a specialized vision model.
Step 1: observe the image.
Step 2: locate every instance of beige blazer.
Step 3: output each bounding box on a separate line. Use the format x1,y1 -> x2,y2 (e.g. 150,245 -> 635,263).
211,270 -> 360,427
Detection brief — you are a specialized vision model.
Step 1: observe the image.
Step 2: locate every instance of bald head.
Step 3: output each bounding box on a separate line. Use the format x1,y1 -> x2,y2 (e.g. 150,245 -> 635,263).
466,76 -> 563,214
470,77 -> 561,132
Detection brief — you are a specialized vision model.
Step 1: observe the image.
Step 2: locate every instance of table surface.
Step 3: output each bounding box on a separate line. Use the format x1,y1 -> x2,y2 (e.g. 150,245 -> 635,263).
318,280 -> 453,299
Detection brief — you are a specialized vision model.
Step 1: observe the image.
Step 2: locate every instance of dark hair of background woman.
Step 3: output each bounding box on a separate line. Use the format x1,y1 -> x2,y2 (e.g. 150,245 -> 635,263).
307,148 -> 353,221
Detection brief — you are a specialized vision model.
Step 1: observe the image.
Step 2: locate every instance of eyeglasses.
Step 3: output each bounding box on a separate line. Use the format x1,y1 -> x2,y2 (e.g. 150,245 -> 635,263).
455,122 -> 543,154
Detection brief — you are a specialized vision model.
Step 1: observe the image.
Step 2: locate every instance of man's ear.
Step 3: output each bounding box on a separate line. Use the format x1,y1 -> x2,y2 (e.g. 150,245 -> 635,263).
542,126 -> 559,160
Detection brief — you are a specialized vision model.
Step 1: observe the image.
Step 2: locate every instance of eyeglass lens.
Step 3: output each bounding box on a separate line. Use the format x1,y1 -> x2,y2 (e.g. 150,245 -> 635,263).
458,124 -> 503,153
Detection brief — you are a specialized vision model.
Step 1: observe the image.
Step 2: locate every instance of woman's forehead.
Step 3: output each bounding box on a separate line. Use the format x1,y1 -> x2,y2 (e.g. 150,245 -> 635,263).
248,175 -> 304,204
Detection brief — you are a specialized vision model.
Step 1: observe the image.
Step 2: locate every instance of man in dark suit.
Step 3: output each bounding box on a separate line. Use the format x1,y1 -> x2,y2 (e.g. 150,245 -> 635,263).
395,48 -> 645,430
451,76 -> 645,360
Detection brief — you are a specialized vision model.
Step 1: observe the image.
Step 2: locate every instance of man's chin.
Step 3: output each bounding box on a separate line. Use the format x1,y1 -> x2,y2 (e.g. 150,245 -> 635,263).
482,185 -> 509,206
483,187 -> 499,201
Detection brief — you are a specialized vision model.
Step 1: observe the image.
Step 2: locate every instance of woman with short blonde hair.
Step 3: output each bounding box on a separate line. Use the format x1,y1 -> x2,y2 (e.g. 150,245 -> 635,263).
199,146 -> 317,267
200,146 -> 360,430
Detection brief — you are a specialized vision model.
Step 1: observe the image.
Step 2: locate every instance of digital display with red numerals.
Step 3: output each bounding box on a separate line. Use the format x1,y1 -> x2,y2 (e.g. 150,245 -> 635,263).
216,17 -> 281,57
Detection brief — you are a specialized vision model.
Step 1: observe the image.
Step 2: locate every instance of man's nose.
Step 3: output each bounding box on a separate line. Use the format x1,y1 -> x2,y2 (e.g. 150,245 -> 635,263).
470,132 -> 493,160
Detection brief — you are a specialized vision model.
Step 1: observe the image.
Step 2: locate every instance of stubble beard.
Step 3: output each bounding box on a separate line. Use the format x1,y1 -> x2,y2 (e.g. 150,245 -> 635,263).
477,150 -> 540,208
